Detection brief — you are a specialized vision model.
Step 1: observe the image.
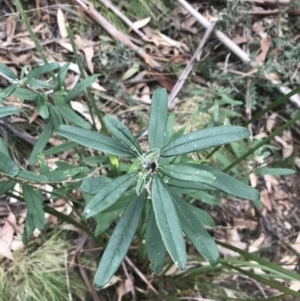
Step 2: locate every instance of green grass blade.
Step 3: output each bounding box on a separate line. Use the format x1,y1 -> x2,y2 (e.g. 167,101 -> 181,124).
146,205 -> 166,274
224,113 -> 300,172
161,126 -> 250,157
93,191 -> 147,289
151,174 -> 186,270
148,88 -> 168,149
217,241 -> 300,281
82,173 -> 138,219
222,262 -> 300,298
56,125 -> 136,158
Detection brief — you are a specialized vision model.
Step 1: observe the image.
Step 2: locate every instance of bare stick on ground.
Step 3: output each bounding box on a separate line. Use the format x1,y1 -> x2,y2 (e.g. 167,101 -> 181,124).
75,0 -> 162,70
177,0 -> 300,108
168,23 -> 216,107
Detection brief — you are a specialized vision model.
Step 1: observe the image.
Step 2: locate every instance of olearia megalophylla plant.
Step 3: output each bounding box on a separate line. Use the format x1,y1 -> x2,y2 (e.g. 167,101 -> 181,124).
56,88 -> 261,289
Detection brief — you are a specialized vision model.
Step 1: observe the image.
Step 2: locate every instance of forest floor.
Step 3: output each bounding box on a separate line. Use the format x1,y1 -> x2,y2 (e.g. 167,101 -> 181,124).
0,0 -> 300,300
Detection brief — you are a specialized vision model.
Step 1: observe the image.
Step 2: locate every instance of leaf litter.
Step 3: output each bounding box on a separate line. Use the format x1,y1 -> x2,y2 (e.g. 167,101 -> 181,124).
0,0 -> 300,300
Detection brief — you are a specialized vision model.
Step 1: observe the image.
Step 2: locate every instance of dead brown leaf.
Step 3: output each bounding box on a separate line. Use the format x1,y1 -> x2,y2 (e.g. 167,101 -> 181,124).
266,112 -> 277,132
75,35 -> 95,73
232,35 -> 249,44
260,189 -> 272,211
131,17 -> 151,30
8,52 -> 33,66
6,15 -> 16,45
255,33 -> 271,66
232,218 -> 258,231
249,173 -> 258,188
274,135 -> 293,158
57,8 -> 68,38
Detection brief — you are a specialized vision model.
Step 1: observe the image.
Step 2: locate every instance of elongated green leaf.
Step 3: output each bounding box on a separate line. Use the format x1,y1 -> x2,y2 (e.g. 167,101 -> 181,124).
0,84 -> 17,101
65,74 -> 99,102
94,191 -> 147,289
18,170 -> 48,183
159,163 -> 216,183
58,104 -> 91,129
161,126 -> 250,157
94,194 -> 132,236
26,78 -> 53,89
81,176 -> 112,195
0,152 -> 19,176
255,167 -> 295,177
22,212 -> 35,245
146,206 -> 166,274
185,190 -> 221,206
167,179 -> 215,191
0,106 -> 21,118
26,62 -> 60,79
186,203 -> 215,229
12,88 -> 36,100
53,90 -> 67,105
136,172 -> 147,196
43,141 -> 77,156
104,115 -> 142,156
49,104 -> 63,130
217,241 -> 300,282
148,88 -> 168,149
180,164 -> 260,204
151,174 -> 186,270
36,93 -> 49,119
0,138 -> 8,155
44,166 -> 89,182
28,121 -> 53,165
0,181 -> 15,196
56,125 -> 136,158
22,183 -> 45,231
0,61 -> 18,80
83,173 -> 138,219
55,63 -> 70,90
172,194 -> 219,265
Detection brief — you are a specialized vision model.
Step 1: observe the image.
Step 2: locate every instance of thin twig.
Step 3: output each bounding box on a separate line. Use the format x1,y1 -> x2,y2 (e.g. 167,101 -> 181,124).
65,251 -> 73,301
98,0 -> 149,41
0,39 -> 60,53
168,23 -> 216,107
121,262 -> 136,301
124,256 -> 158,295
177,0 -> 300,108
77,252 -> 101,301
74,0 -> 162,70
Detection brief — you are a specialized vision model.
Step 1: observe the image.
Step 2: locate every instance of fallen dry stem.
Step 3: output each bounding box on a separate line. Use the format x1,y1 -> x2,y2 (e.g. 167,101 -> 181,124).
74,0 -> 162,70
177,0 -> 300,108
168,23 -> 216,107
